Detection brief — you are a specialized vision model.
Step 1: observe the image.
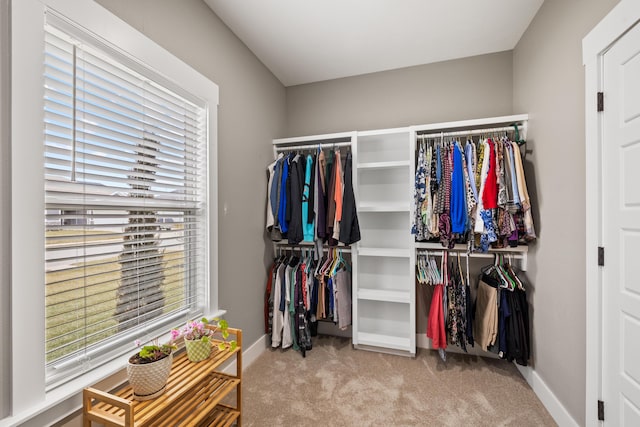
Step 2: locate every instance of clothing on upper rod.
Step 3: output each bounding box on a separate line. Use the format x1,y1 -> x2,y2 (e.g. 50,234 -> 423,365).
266,145 -> 361,248
412,135 -> 536,252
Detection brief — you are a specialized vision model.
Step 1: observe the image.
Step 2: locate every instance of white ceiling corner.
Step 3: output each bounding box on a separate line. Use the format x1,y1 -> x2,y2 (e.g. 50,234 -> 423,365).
204,0 -> 544,87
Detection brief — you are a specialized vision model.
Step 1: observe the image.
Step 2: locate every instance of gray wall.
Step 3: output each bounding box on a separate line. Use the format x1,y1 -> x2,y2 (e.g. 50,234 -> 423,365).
286,51 -> 513,136
95,0 -> 286,350
0,0 -> 10,419
285,52 -> 514,339
512,0 -> 618,424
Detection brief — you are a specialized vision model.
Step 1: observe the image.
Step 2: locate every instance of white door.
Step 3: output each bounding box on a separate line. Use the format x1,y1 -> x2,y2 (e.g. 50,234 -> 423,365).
602,20 -> 640,426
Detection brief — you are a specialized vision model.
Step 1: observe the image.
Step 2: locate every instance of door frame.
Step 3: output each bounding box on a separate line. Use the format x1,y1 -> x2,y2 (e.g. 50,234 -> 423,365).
583,2 -> 640,425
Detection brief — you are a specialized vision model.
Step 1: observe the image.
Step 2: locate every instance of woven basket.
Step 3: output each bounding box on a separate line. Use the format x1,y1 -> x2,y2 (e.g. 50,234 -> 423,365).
127,352 -> 173,401
184,338 -> 212,362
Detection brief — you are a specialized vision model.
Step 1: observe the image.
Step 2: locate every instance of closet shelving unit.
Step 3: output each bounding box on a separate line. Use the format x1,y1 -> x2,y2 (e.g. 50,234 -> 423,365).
412,114 -> 531,353
352,127 -> 416,356
267,113 -> 531,359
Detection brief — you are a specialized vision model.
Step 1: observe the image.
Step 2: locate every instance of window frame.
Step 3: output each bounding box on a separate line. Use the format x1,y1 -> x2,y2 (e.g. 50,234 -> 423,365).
9,0 -> 219,422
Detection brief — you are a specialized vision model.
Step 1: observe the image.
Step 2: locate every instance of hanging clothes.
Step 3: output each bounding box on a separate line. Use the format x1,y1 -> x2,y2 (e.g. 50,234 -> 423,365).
331,150 -> 344,243
412,141 -> 428,239
425,252 -> 447,361
412,132 -> 536,252
267,146 -> 360,248
286,155 -> 305,244
302,154 -> 315,242
449,143 -> 467,235
315,148 -> 327,241
266,247 -> 352,357
334,269 -> 352,330
427,284 -> 447,352
339,152 -> 361,245
474,271 -> 499,350
270,155 -> 284,241
278,156 -> 290,235
270,260 -> 286,348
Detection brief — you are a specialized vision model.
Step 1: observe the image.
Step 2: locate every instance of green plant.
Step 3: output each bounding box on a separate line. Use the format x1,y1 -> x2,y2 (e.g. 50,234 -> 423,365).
173,317 -> 237,351
213,318 -> 238,352
129,338 -> 177,365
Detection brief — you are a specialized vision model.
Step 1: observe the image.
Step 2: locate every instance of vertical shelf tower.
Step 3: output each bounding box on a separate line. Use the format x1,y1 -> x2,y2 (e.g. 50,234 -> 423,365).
352,128 -> 416,356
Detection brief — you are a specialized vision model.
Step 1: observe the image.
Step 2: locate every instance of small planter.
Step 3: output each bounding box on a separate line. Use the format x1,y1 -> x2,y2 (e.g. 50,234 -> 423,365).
184,338 -> 211,362
126,352 -> 173,401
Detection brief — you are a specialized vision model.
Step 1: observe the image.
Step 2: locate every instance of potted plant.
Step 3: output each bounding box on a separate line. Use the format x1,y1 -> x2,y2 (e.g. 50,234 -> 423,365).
127,338 -> 177,401
173,317 -> 237,363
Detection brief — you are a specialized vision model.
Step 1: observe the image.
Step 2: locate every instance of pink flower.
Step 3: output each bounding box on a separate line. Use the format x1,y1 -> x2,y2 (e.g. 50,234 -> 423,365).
134,339 -> 141,347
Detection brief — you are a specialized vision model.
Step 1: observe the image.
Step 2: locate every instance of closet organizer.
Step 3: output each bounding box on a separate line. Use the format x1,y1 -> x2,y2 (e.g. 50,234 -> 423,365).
264,114 -> 533,361
265,133 -> 360,357
413,115 -> 533,363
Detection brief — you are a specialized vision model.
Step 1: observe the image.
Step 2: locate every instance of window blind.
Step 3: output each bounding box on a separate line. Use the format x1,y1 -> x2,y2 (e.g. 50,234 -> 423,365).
43,24 -> 208,384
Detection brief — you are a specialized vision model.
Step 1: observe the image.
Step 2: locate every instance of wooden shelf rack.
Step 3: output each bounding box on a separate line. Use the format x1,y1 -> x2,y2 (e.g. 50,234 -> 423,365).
83,327 -> 242,427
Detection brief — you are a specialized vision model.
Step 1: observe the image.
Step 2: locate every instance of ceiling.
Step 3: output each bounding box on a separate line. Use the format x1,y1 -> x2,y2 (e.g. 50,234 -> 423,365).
204,0 -> 544,87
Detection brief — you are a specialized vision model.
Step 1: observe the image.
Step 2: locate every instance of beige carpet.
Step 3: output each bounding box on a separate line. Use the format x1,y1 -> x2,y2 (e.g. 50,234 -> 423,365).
240,335 -> 556,427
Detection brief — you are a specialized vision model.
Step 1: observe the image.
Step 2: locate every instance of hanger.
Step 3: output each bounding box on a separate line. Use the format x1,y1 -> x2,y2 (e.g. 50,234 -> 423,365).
338,249 -> 350,272
496,254 -> 517,291
329,248 -> 342,276
319,248 -> 334,276
417,253 -> 429,284
511,123 -> 526,146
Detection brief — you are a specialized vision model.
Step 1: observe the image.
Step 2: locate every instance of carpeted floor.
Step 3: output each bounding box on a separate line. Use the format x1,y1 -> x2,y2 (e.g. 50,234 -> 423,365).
240,335 -> 556,426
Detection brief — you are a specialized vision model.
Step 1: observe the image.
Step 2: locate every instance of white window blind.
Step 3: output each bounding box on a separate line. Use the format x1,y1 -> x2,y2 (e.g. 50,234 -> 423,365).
43,23 -> 208,385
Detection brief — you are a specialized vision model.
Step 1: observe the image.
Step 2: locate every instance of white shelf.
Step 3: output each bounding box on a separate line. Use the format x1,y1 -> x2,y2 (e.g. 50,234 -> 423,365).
356,332 -> 411,352
415,242 -> 528,270
411,114 -> 528,134
358,202 -> 409,212
358,247 -> 410,258
358,289 -> 410,303
272,131 -> 354,145
357,160 -> 410,170
357,127 -> 410,137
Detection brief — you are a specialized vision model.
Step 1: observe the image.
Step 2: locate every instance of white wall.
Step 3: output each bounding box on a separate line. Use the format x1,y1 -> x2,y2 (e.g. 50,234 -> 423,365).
512,0 -> 619,424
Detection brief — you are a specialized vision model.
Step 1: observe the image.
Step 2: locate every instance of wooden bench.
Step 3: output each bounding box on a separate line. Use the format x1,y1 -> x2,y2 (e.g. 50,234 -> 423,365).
83,327 -> 242,427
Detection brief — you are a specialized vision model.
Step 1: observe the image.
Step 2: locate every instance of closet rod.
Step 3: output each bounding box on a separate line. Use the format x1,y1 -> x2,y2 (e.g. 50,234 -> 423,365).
417,125 -> 523,140
417,249 -> 524,261
277,246 -> 352,254
274,141 -> 351,152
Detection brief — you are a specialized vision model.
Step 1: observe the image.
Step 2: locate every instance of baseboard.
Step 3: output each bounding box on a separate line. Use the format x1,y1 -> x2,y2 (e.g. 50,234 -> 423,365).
516,365 -> 579,427
221,333 -> 268,375
416,334 -> 578,426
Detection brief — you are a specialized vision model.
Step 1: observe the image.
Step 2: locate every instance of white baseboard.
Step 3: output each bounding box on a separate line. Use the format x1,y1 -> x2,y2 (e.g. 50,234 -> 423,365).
416,334 -> 578,426
221,334 -> 268,375
516,365 -> 579,427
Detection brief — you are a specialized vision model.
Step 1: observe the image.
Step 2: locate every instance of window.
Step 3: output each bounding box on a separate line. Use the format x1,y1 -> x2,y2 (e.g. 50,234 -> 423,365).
41,17 -> 212,386
10,2 -> 217,419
